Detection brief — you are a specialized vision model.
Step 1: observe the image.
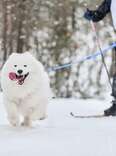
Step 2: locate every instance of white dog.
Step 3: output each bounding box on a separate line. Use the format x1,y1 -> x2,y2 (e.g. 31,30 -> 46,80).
1,52 -> 51,127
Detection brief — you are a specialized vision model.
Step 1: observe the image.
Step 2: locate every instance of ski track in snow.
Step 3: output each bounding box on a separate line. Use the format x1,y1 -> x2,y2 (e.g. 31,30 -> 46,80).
0,93 -> 116,156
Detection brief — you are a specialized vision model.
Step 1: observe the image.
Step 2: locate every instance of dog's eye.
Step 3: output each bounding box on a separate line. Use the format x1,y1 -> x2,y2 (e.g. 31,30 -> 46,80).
24,65 -> 27,67
14,65 -> 17,67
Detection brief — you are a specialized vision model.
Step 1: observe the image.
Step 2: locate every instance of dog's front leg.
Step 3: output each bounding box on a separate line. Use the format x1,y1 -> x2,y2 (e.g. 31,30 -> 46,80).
21,107 -> 33,127
4,98 -> 20,127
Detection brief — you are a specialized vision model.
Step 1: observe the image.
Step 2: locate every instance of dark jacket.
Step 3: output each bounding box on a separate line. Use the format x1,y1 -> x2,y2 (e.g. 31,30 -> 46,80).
84,0 -> 111,22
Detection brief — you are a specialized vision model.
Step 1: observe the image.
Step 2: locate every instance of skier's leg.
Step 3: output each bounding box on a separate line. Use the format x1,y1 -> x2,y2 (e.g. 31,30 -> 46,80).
104,45 -> 116,116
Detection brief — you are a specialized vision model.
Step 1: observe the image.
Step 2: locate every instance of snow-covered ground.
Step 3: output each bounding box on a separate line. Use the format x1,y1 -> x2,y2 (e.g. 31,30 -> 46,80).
0,93 -> 116,156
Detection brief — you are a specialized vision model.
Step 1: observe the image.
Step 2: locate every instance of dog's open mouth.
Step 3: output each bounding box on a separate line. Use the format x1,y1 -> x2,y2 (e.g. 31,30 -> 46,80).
16,73 -> 29,85
9,72 -> 29,85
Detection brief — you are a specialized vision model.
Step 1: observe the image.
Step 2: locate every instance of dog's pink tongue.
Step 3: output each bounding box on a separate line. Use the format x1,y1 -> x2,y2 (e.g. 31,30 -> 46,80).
9,72 -> 17,80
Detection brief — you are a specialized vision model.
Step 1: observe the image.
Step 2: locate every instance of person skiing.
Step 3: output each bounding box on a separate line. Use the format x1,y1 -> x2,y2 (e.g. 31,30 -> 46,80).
84,0 -> 116,116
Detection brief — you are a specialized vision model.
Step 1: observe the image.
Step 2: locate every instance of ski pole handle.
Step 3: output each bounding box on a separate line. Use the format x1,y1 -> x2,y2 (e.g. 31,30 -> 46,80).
90,20 -> 96,32
90,20 -> 101,49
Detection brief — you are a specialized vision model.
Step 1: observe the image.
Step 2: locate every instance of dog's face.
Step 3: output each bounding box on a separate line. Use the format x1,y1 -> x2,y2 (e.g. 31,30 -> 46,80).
2,52 -> 40,85
8,62 -> 29,85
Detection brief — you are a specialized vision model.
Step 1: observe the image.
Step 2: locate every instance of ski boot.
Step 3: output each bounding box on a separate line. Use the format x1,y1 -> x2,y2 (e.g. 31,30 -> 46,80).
104,73 -> 116,116
104,101 -> 116,116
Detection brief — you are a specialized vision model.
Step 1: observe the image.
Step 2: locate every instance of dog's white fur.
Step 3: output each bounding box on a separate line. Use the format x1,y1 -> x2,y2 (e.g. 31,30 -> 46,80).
1,52 -> 51,127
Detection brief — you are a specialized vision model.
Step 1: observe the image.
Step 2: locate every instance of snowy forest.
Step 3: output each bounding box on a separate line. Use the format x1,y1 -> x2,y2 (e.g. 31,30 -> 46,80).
0,0 -> 115,98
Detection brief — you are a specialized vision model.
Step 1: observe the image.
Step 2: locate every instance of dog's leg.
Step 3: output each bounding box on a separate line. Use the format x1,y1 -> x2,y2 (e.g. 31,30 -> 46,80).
21,107 -> 33,127
4,99 -> 20,127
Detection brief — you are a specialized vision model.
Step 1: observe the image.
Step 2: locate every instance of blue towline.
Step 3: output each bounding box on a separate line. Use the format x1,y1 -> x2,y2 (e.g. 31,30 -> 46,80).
47,42 -> 116,72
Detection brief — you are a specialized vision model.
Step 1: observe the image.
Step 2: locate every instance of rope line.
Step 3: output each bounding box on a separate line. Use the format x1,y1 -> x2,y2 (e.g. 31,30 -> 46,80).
48,42 -> 116,73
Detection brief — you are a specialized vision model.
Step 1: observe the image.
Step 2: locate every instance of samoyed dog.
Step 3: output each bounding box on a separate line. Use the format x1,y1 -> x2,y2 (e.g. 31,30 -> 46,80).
1,52 -> 51,127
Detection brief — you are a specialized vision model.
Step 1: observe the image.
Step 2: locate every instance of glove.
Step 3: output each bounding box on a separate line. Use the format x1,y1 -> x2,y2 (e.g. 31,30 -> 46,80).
84,8 -> 93,21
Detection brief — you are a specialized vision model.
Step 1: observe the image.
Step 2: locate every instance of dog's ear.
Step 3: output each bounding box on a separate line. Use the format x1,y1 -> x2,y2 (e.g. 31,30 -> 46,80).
23,51 -> 31,56
10,53 -> 17,57
23,51 -> 37,60
7,53 -> 17,59
24,51 -> 36,57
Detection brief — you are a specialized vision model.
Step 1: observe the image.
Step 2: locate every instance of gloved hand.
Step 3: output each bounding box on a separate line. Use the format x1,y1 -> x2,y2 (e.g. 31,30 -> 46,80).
84,8 -> 93,21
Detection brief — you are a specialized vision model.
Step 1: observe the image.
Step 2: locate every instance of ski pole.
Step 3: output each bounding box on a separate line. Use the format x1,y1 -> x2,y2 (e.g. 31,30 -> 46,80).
90,20 -> 112,88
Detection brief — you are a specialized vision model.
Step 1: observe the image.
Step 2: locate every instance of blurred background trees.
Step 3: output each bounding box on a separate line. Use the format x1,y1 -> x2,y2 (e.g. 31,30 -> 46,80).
0,0 -> 115,98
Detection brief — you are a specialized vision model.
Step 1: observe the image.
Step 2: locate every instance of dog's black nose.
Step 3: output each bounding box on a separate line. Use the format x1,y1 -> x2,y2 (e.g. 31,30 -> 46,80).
17,69 -> 23,74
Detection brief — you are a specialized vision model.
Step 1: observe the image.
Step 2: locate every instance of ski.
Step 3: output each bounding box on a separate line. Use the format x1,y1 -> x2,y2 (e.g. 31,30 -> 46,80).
70,112 -> 105,118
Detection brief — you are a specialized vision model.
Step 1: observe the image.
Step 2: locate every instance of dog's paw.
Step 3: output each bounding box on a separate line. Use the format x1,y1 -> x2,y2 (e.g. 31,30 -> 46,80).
8,116 -> 19,127
21,122 -> 32,127
21,117 -> 32,127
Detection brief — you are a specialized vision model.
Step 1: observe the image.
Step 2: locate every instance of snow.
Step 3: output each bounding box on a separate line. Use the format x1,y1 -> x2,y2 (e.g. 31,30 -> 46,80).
0,93 -> 116,156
